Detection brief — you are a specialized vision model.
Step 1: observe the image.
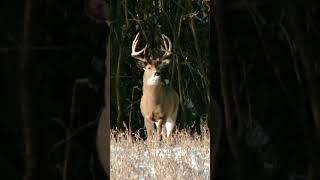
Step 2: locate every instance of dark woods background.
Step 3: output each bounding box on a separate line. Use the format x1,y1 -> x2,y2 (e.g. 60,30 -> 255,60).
109,0 -> 210,136
210,0 -> 320,180
1,0 -> 108,179
0,0 -> 320,180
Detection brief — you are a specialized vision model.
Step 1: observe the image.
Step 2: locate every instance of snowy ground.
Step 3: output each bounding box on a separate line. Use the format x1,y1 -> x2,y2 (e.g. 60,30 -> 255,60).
110,129 -> 210,180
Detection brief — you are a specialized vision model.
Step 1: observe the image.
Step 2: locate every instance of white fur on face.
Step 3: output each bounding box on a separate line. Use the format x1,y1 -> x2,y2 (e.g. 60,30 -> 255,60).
146,74 -> 161,86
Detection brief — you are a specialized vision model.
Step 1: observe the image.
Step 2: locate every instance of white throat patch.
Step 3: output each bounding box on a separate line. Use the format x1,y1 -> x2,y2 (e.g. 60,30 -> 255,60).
147,75 -> 161,86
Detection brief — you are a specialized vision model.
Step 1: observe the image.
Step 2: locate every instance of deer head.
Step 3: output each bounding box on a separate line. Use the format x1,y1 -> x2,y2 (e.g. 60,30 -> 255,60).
132,32 -> 173,86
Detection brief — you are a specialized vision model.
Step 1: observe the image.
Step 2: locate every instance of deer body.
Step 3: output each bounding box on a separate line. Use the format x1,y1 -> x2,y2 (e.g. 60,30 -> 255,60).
132,33 -> 179,141
141,76 -> 179,140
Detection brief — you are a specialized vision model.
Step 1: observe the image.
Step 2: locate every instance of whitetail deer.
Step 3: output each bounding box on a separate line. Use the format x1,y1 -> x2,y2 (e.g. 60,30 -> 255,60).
131,32 -> 179,141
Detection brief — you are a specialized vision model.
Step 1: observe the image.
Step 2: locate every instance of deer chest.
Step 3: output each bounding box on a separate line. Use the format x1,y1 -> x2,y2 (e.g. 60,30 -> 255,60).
140,100 -> 165,121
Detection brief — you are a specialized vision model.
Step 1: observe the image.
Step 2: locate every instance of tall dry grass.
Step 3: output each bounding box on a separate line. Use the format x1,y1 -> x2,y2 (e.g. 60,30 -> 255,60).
110,125 -> 210,180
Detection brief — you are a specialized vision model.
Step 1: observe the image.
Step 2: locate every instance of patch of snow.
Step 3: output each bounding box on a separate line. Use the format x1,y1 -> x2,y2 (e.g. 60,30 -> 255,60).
111,143 -> 210,179
164,79 -> 170,85
187,100 -> 194,108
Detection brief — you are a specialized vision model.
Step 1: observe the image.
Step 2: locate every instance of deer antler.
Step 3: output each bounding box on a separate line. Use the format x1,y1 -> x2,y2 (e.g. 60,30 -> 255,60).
131,32 -> 147,62
160,34 -> 172,61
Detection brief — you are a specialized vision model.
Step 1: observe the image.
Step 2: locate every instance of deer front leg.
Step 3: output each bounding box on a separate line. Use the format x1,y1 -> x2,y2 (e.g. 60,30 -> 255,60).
144,116 -> 155,140
161,125 -> 167,142
155,119 -> 164,141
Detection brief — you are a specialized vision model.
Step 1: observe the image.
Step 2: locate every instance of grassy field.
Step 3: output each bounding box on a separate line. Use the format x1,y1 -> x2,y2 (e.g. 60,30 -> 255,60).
110,125 -> 210,180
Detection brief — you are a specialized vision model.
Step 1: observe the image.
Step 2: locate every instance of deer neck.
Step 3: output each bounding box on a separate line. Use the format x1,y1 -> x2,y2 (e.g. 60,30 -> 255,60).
142,83 -> 162,103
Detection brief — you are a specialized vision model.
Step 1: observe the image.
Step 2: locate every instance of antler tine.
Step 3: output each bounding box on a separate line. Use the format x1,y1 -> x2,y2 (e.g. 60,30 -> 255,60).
161,34 -> 172,60
131,32 -> 147,62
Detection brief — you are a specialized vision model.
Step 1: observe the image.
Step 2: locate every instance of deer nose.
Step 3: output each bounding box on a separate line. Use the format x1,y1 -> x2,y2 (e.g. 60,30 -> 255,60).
154,72 -> 161,76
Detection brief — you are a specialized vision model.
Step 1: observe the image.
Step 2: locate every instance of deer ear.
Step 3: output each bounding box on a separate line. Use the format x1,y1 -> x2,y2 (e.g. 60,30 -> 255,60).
137,61 -> 147,69
159,59 -> 171,69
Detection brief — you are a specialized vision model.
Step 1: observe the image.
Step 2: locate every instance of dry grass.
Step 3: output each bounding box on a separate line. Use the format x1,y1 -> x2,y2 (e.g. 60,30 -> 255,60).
110,125 -> 210,180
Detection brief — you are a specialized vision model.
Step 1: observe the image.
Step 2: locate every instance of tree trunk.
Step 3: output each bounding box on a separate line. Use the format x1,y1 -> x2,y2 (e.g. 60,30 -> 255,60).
286,3 -> 320,179
20,0 -> 48,179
